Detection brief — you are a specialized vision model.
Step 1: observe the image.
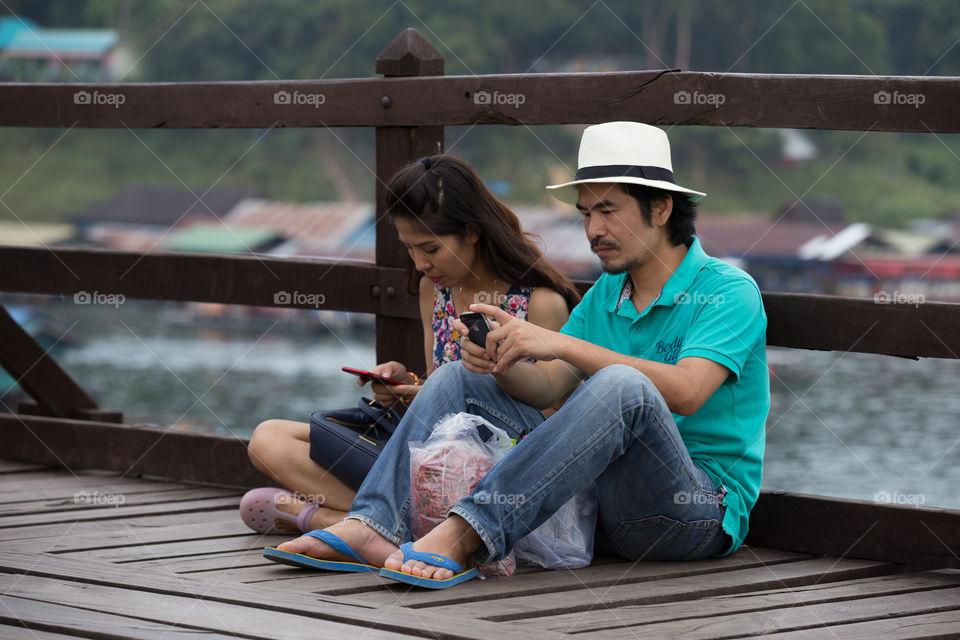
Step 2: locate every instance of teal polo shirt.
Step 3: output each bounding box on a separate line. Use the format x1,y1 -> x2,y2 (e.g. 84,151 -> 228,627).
560,236 -> 769,555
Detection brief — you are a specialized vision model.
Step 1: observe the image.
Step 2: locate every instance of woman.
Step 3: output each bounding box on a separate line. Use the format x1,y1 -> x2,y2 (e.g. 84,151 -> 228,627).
241,155 -> 580,534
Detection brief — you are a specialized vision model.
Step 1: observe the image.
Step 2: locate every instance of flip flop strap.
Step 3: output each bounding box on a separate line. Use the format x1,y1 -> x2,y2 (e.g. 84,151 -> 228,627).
304,529 -> 367,565
400,541 -> 464,573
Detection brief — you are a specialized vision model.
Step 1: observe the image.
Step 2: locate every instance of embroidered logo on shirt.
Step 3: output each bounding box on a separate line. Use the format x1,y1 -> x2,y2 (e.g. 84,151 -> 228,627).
656,336 -> 683,364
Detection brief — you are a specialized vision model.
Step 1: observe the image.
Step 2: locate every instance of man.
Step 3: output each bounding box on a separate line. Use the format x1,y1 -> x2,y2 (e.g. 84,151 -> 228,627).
269,121 -> 769,589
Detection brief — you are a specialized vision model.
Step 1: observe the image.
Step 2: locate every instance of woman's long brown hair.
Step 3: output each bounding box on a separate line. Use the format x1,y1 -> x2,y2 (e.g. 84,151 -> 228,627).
384,155 -> 581,311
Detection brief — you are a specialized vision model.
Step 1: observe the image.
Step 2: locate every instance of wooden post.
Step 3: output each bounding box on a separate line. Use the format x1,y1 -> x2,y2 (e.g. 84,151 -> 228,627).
373,29 -> 444,375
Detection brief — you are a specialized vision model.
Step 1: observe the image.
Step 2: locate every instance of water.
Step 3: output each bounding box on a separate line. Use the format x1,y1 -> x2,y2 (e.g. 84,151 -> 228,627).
17,298 -> 377,435
766,347 -> 960,509
8,298 -> 960,510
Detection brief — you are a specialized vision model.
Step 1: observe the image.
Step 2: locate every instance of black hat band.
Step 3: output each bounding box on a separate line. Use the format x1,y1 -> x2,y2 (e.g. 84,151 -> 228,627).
574,164 -> 675,184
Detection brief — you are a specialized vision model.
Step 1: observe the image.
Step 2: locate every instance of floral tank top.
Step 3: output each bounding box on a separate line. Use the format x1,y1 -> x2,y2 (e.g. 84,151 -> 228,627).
432,284 -> 533,370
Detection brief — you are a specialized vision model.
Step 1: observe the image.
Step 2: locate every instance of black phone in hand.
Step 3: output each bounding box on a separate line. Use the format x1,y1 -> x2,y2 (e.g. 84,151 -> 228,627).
459,312 -> 492,347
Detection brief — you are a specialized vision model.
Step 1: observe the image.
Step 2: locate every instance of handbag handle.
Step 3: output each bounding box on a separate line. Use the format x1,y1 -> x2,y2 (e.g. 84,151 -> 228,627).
357,398 -> 402,435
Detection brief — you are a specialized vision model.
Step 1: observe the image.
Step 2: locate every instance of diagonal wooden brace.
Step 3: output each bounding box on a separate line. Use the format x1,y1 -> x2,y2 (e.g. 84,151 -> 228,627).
0,304 -> 121,422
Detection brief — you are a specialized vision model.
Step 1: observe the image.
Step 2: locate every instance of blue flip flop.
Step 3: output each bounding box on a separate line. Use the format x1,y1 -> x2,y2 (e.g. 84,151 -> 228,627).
379,542 -> 478,589
263,529 -> 379,572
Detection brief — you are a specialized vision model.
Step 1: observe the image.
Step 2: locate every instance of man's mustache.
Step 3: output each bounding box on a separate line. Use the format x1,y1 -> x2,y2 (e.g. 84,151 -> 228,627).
590,239 -> 620,253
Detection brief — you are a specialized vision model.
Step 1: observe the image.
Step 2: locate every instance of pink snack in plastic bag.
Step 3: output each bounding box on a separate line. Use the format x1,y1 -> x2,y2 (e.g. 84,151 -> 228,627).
409,413 -> 516,577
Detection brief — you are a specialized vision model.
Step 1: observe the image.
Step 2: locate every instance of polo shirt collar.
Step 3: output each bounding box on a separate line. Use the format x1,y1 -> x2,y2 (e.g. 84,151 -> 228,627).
658,236 -> 708,308
605,236 -> 709,313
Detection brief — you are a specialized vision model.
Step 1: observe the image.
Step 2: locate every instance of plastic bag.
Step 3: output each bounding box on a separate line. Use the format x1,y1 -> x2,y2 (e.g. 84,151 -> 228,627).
514,485 -> 598,570
409,412 -> 516,577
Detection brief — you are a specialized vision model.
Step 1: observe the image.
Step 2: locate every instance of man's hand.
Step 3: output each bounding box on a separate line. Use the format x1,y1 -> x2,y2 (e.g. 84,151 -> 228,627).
452,316 -> 497,374
468,303 -> 563,374
453,304 -> 582,410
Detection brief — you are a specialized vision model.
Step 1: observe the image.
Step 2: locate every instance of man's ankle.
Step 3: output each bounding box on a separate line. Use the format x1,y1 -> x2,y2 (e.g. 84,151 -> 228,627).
446,515 -> 483,553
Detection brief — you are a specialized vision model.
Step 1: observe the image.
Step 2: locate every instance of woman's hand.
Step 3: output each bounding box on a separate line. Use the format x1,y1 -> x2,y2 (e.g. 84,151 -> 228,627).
360,361 -> 421,407
375,383 -> 420,407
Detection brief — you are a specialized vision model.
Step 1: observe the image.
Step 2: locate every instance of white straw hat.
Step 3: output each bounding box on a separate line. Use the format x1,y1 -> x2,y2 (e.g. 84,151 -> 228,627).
546,122 -> 706,204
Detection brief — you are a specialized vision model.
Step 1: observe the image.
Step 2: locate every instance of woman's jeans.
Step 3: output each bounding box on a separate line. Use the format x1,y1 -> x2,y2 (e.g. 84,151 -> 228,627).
347,361 -> 730,563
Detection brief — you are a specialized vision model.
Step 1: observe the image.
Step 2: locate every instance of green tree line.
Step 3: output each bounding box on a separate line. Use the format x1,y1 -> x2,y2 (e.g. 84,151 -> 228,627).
2,0 -> 959,226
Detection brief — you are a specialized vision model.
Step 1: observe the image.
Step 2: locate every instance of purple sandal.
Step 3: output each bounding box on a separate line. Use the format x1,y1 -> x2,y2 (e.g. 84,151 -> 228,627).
239,487 -> 320,534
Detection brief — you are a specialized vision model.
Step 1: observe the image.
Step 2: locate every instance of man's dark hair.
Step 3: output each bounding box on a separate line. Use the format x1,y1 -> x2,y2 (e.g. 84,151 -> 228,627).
620,183 -> 698,246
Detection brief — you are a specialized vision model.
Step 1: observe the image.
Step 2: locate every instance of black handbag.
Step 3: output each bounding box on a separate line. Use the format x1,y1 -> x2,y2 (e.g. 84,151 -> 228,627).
308,398 -> 402,492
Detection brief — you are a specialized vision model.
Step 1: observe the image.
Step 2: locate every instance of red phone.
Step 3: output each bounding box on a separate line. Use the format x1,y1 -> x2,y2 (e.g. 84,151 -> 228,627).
341,366 -> 405,386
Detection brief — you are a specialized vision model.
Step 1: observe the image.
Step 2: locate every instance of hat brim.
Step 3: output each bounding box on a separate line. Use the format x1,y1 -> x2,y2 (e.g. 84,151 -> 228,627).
545,176 -> 706,205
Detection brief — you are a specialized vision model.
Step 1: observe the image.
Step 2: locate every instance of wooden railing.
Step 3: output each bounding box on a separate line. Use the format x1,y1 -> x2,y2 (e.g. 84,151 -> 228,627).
1,28 -> 959,568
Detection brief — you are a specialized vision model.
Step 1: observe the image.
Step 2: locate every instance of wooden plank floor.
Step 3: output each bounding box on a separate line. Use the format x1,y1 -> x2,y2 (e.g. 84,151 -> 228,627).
1,461 -> 959,638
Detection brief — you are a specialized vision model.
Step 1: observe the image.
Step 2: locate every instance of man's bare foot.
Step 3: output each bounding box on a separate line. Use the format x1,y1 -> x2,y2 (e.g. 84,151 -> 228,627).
383,516 -> 483,580
276,519 -> 398,567
275,494 -> 348,530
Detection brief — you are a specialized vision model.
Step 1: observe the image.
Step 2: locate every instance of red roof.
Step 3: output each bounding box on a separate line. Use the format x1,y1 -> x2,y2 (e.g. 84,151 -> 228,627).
840,254 -> 960,279
511,206 -> 597,276
223,199 -> 373,256
696,215 -> 842,258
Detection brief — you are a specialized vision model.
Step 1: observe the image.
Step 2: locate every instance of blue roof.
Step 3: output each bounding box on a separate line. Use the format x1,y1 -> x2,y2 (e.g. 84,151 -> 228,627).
0,16 -> 38,48
344,220 -> 376,247
5,27 -> 117,56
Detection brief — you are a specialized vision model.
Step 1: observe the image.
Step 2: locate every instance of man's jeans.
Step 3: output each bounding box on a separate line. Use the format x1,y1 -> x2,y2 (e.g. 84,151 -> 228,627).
348,361 -> 730,563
